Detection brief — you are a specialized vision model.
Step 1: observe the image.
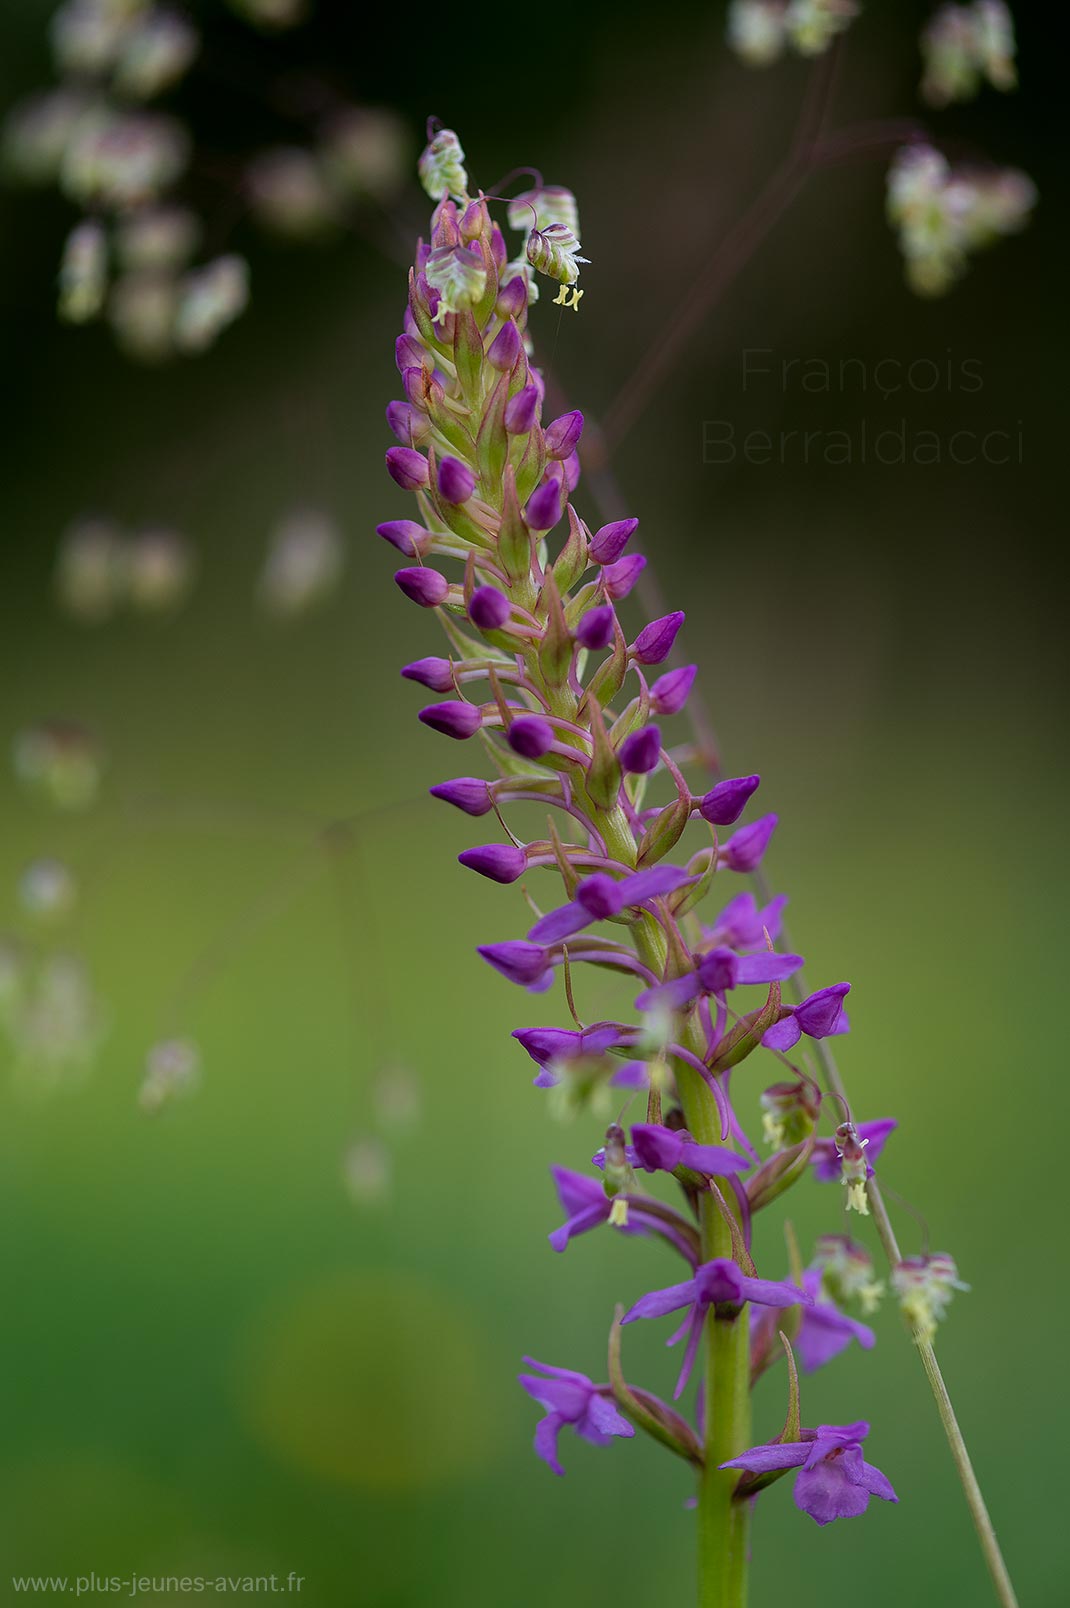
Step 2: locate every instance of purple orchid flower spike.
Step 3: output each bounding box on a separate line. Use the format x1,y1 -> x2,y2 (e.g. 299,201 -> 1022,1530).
721,1421 -> 897,1525
763,983 -> 852,1052
621,1259 -> 809,1399
547,1167 -> 699,1264
527,865 -> 697,946
518,1358 -> 634,1476
635,945 -> 802,1014
811,1118 -> 897,1182
629,1123 -> 750,1180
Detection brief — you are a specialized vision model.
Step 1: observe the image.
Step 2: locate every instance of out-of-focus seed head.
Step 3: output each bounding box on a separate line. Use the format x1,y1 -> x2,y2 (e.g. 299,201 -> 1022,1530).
258,508 -> 344,618
55,517 -> 127,621
58,220 -> 108,323
61,107 -> 190,209
116,204 -> 200,272
342,1135 -> 392,1205
173,254 -> 249,351
318,106 -> 411,200
18,858 -> 78,921
13,721 -> 103,811
113,9 -> 200,100
139,1036 -> 201,1113
246,147 -> 336,237
126,527 -> 196,612
507,185 -> 580,239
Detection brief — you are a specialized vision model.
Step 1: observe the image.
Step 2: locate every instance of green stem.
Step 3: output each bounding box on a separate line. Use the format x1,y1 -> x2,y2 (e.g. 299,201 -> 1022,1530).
634,923 -> 750,1608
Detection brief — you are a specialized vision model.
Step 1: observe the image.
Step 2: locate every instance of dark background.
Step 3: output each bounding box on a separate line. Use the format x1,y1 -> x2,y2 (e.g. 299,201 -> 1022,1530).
0,3 -> 1065,1605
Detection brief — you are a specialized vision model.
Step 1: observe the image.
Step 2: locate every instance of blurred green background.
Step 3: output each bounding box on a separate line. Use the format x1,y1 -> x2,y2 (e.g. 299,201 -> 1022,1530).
0,2 -> 1065,1604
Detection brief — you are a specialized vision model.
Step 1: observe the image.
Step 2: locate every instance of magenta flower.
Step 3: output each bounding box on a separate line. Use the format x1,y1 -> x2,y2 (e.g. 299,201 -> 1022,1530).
721,1421 -> 897,1525
621,1258 -> 809,1398
518,1358 -> 634,1476
512,1022 -> 629,1087
635,945 -> 802,1014
547,1166 -> 699,1263
629,1122 -> 750,1179
704,890 -> 788,951
527,866 -> 696,945
811,1118 -> 897,1182
762,983 -> 851,1052
719,813 -> 778,872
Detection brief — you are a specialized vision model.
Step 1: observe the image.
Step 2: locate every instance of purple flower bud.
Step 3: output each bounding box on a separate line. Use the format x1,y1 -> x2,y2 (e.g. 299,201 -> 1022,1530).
721,813 -> 778,872
418,701 -> 483,739
577,604 -> 617,651
477,941 -> 551,987
377,520 -> 432,558
589,518 -> 638,566
576,604 -> 616,650
394,567 -> 448,607
469,585 -> 510,630
508,716 -> 555,759
633,611 -> 685,666
650,665 -> 697,716
544,410 -> 584,460
487,320 -> 520,371
698,775 -> 761,826
458,844 -> 527,883
385,446 -> 429,490
386,401 -> 426,444
525,479 -> 562,532
619,725 -> 662,775
401,657 -> 456,692
497,276 -> 528,319
489,224 -> 507,270
562,451 -> 581,492
395,334 -> 427,372
429,777 -> 494,815
504,385 -> 539,436
602,553 -> 647,601
437,456 -> 476,504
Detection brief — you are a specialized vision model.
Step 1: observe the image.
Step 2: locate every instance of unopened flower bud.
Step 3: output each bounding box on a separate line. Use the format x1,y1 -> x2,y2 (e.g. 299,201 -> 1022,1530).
576,604 -> 616,650
486,319 -> 520,371
394,567 -> 449,607
544,410 -> 584,460
457,843 -> 527,883
720,813 -> 778,872
698,774 -> 760,826
525,478 -> 562,532
650,665 -> 697,716
588,518 -> 637,565
602,554 -> 646,601
504,385 -> 539,435
429,777 -> 493,815
418,701 -> 482,740
619,725 -> 661,775
508,716 -> 555,759
477,940 -> 551,987
437,456 -> 476,504
402,657 -> 456,692
385,446 -> 429,490
632,611 -> 685,666
377,519 -> 433,558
